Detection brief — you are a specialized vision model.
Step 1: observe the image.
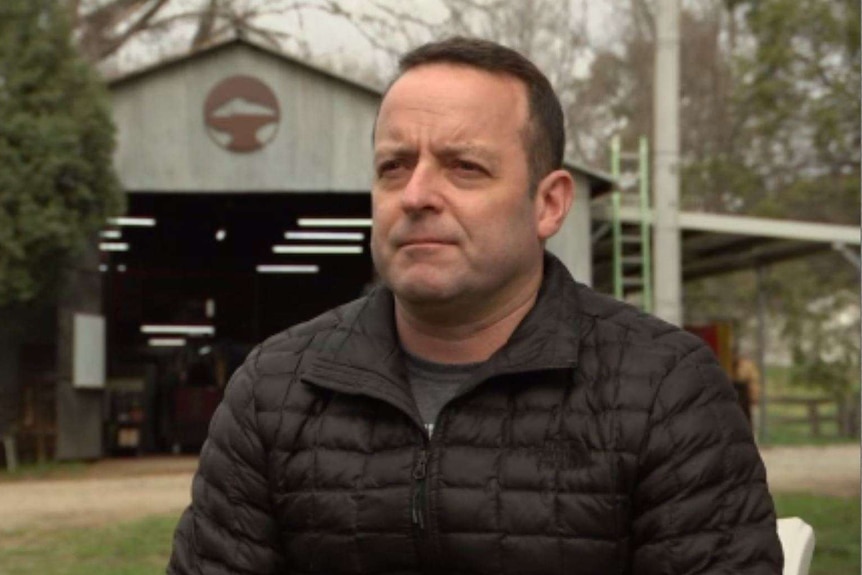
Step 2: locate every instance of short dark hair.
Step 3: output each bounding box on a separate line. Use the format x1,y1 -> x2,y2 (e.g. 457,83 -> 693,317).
391,36 -> 565,189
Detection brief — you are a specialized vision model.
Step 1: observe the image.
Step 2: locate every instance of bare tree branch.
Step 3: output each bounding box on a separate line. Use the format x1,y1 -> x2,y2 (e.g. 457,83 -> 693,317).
76,0 -> 172,61
191,0 -> 220,49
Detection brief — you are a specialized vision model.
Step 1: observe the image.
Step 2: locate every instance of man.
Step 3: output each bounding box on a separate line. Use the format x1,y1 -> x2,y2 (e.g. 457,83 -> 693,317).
168,37 -> 783,574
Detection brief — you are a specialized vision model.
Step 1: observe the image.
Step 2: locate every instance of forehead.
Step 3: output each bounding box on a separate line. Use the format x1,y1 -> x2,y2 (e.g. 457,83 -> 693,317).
375,63 -> 530,144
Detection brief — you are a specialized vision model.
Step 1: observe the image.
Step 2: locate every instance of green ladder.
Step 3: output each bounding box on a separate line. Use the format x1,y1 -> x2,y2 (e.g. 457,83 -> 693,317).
610,135 -> 653,313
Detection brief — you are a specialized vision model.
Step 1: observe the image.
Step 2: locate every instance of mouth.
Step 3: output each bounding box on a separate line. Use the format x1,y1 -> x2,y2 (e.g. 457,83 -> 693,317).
398,239 -> 454,248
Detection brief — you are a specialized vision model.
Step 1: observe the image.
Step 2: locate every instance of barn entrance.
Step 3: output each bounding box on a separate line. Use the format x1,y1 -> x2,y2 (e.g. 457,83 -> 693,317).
101,191 -> 373,453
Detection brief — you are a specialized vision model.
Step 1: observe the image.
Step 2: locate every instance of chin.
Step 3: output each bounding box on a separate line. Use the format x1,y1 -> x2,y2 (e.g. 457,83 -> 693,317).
391,280 -> 456,304
385,269 -> 463,303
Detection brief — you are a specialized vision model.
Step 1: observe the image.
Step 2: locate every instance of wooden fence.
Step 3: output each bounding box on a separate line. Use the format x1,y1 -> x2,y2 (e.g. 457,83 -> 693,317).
769,395 -> 860,438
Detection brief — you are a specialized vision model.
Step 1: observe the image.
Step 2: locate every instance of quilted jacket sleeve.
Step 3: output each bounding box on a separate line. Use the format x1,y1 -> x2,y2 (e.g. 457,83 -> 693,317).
167,348 -> 285,574
631,341 -> 783,574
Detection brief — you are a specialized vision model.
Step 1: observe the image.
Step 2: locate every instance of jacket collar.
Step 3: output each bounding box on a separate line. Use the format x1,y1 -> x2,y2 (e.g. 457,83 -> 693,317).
302,252 -> 583,417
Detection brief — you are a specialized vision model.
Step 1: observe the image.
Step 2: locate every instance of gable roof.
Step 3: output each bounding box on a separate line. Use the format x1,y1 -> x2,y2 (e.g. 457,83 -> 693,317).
106,35 -> 382,96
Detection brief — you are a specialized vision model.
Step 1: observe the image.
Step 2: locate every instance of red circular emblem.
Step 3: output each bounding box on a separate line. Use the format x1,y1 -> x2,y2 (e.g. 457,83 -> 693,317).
204,76 -> 280,153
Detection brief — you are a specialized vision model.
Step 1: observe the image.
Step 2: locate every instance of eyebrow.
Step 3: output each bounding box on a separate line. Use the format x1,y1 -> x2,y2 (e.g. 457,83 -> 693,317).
437,144 -> 495,160
437,145 -> 501,170
373,143 -> 501,170
373,145 -> 415,164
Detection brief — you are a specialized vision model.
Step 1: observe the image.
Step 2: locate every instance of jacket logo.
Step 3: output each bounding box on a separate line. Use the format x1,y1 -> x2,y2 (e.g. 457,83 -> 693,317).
537,439 -> 592,471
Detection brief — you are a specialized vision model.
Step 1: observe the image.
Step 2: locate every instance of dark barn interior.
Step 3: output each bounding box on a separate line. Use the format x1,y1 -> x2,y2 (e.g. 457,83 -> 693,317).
100,192 -> 373,453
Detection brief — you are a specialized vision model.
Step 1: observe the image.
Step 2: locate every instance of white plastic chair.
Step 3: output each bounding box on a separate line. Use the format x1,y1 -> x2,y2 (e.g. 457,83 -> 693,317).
777,517 -> 815,575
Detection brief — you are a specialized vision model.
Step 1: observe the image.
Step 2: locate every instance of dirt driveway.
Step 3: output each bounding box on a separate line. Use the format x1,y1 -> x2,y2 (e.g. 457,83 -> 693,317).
760,444 -> 859,498
1,445 -> 858,534
0,457 -> 198,534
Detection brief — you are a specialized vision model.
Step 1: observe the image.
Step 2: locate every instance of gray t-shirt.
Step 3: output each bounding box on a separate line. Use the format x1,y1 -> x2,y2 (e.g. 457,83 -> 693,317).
404,350 -> 482,437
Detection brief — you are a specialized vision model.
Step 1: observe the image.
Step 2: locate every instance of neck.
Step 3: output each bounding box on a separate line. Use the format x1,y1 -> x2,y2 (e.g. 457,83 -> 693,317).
394,272 -> 542,364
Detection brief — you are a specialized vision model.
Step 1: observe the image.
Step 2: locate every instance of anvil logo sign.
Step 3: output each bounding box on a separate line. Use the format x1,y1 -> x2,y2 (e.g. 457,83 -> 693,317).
204,76 -> 280,152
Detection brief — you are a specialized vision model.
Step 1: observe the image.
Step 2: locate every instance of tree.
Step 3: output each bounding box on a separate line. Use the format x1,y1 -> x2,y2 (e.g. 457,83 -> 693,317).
729,0 -> 860,224
0,0 -> 124,306
699,0 -> 860,407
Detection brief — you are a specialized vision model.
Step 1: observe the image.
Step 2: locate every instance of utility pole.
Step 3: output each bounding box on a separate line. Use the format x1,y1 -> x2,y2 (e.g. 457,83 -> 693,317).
756,266 -> 768,443
653,0 -> 682,325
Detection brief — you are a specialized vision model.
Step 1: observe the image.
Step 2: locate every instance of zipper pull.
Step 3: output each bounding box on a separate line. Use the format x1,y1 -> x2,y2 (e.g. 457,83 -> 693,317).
412,450 -> 428,530
413,450 -> 428,480
412,486 -> 425,529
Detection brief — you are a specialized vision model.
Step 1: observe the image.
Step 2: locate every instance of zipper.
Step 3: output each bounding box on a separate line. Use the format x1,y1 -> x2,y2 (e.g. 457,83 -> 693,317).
409,383 -> 489,537
411,449 -> 428,530
411,407 -> 444,532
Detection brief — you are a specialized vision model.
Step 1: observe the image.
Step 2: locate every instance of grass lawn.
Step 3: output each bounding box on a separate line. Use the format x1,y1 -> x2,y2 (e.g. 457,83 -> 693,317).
0,494 -> 857,573
0,461 -> 88,483
0,514 -> 180,575
774,493 -> 860,575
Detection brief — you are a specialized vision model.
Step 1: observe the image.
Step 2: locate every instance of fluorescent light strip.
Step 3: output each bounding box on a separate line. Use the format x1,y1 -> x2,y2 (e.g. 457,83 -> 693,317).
256,265 -> 319,274
99,242 -> 129,252
285,231 -> 364,241
148,338 -> 186,347
100,230 -> 122,239
273,245 -> 363,255
297,218 -> 372,228
141,325 -> 215,336
108,217 -> 156,227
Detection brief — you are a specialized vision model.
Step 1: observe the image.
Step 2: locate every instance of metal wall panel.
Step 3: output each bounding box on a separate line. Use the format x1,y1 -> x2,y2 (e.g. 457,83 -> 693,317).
111,44 -> 378,193
547,173 -> 593,286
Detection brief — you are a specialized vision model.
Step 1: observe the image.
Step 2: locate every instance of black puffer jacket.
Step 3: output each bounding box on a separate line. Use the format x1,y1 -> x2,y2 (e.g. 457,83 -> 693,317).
168,254 -> 783,574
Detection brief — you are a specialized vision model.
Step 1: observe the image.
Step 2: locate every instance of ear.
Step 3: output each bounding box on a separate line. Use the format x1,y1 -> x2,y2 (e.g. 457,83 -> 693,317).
533,169 -> 574,240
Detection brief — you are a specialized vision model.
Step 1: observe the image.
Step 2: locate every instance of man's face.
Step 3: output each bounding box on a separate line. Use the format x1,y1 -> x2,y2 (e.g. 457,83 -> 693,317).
371,63 -> 546,310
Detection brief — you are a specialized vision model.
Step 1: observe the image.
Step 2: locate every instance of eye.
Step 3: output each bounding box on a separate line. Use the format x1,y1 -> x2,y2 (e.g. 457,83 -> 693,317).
376,160 -> 405,178
452,160 -> 487,176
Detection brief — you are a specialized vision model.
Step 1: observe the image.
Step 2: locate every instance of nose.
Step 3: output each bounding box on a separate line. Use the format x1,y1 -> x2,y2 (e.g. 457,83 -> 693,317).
400,162 -> 442,215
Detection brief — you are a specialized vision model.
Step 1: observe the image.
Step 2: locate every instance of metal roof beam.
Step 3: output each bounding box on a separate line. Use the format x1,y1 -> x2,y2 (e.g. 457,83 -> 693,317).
678,212 -> 860,245
596,204 -> 860,245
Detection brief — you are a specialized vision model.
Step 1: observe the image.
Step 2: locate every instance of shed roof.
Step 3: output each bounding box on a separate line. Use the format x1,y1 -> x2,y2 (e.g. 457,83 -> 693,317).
592,203 -> 861,283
